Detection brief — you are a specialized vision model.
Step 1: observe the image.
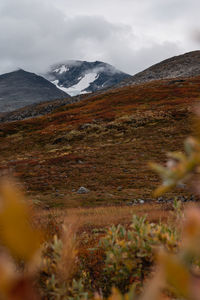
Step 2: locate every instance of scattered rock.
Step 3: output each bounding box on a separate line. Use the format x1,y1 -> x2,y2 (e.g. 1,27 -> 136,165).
52,137 -> 65,144
157,197 -> 164,203
107,193 -> 114,198
139,199 -> 145,204
77,160 -> 84,164
190,195 -> 195,201
127,201 -> 134,206
79,123 -> 91,130
77,187 -> 90,194
168,79 -> 185,85
177,183 -> 186,188
117,186 -> 122,191
179,196 -> 186,202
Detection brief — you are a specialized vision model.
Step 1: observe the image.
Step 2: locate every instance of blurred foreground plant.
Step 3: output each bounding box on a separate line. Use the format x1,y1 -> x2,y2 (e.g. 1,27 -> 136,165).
150,137 -> 200,197
1,182 -> 200,300
0,180 -> 42,299
0,180 -> 80,300
39,217 -> 79,299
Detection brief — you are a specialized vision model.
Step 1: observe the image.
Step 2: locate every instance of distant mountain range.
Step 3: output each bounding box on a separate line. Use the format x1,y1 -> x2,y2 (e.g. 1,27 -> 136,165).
43,60 -> 131,96
1,51 -> 200,115
117,50 -> 200,87
0,69 -> 70,112
0,61 -> 131,113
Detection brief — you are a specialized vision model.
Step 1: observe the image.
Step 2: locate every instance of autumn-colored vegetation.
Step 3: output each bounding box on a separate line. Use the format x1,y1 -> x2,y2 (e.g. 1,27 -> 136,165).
0,180 -> 200,299
1,76 -> 200,207
1,76 -> 200,298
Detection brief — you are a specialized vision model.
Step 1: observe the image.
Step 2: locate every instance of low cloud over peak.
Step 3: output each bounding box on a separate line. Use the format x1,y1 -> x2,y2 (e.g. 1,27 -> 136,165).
0,0 -> 199,75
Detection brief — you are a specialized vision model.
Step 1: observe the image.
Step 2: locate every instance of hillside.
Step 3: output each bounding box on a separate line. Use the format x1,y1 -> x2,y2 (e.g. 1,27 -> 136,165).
0,96 -> 80,123
44,60 -> 131,96
0,76 -> 200,208
118,50 -> 200,87
0,69 -> 70,112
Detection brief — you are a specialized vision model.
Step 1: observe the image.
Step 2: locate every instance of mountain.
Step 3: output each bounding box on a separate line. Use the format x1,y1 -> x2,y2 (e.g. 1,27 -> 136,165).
117,50 -> 200,88
0,69 -> 70,112
44,60 -> 131,96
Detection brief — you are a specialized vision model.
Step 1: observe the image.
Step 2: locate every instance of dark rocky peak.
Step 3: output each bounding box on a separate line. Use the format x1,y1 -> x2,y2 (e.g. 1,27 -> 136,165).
44,60 -> 131,96
0,69 -> 70,113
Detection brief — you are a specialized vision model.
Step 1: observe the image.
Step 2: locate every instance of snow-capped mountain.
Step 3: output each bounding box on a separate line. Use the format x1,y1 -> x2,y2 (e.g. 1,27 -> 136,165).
44,60 -> 131,96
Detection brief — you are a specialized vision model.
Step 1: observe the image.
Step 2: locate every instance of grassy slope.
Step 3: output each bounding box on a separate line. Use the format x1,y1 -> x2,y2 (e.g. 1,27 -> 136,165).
0,77 -> 200,208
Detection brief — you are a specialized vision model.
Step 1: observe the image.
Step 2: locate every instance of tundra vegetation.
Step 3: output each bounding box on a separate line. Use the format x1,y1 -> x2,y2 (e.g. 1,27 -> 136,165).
1,107 -> 200,299
1,77 -> 200,208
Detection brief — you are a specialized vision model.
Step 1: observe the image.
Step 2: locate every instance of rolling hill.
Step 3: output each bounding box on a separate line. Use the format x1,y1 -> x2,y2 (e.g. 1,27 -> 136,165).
117,50 -> 200,87
0,75 -> 199,208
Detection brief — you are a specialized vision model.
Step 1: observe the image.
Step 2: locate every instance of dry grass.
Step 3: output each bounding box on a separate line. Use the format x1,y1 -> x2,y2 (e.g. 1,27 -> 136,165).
33,203 -> 172,237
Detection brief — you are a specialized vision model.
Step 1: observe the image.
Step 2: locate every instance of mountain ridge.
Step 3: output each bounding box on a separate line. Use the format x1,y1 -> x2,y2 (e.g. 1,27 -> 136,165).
2,51 -> 200,117
44,60 -> 131,96
117,50 -> 200,88
0,69 -> 70,113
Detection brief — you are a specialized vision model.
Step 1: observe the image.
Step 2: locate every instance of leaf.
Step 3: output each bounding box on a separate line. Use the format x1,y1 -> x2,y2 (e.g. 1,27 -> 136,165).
159,252 -> 190,299
167,151 -> 187,163
153,184 -> 175,197
108,288 -> 123,300
0,181 -> 42,262
0,254 -> 16,296
8,276 -> 40,300
149,163 -> 168,177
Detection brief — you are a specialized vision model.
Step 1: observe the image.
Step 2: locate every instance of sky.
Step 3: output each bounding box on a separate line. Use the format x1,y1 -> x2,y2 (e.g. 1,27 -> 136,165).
0,0 -> 200,75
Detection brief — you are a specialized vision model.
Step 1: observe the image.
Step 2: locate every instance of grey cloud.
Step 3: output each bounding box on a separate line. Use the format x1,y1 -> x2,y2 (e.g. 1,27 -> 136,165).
0,0 -> 137,74
103,41 -> 182,74
0,0 -> 198,76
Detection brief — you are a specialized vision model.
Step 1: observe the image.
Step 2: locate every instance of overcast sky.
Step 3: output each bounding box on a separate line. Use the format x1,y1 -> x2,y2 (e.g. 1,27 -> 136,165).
0,0 -> 200,75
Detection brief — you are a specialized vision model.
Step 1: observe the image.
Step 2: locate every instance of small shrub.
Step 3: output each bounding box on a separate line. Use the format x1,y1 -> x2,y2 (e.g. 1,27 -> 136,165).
75,215 -> 178,298
66,130 -> 84,141
93,215 -> 177,296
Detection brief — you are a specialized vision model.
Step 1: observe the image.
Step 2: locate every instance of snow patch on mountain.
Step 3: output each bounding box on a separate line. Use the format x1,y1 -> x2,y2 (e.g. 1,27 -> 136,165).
44,60 -> 131,96
52,72 -> 98,96
52,80 -> 72,94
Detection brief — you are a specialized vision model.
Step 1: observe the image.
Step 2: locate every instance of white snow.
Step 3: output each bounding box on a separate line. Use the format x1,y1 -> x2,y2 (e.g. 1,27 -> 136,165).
51,72 -> 99,96
69,73 -> 98,91
54,65 -> 69,74
51,80 -> 72,94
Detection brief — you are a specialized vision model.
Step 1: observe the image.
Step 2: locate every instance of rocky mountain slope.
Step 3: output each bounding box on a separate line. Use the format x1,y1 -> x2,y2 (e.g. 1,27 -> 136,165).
0,69 -> 70,112
44,60 -> 131,96
117,50 -> 200,87
0,97 -> 80,123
